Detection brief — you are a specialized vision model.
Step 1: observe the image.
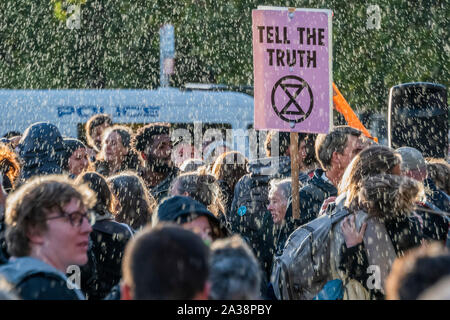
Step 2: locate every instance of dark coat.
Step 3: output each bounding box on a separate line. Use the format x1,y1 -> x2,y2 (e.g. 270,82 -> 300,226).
80,214 -> 133,300
17,122 -> 65,182
414,178 -> 450,243
229,156 -> 294,296
280,168 -> 338,253
16,274 -> 81,300
148,166 -> 180,204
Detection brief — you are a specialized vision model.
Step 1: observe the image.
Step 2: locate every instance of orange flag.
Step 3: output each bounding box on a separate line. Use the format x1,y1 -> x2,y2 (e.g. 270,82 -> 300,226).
332,83 -> 378,143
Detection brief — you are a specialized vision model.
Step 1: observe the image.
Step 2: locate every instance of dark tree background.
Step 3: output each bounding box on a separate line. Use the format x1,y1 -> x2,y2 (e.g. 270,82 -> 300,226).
0,0 -> 448,112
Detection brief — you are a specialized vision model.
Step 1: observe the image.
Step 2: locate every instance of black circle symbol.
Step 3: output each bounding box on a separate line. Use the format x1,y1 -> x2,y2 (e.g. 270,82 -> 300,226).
271,75 -> 314,124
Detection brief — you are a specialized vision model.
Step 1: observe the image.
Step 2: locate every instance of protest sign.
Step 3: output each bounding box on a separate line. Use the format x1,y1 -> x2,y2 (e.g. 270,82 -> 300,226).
252,7 -> 333,134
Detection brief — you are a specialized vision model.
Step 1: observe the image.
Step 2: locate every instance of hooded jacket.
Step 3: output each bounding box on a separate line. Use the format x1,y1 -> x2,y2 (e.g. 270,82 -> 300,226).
17,122 -> 65,182
0,257 -> 85,300
415,178 -> 450,242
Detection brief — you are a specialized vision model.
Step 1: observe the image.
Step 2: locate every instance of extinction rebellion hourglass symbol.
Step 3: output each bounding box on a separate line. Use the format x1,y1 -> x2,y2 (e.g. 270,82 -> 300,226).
271,75 -> 314,124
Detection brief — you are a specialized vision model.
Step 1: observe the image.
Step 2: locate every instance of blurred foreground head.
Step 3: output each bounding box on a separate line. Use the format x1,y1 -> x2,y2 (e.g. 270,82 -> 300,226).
121,224 -> 210,300
385,242 -> 450,300
209,235 -> 261,300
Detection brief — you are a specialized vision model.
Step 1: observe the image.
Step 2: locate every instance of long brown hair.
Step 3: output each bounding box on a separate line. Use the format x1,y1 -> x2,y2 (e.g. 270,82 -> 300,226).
96,126 -> 143,173
338,145 -> 402,207
171,168 -> 225,217
212,151 -> 248,192
108,171 -> 156,230
356,174 -> 423,219
0,142 -> 20,191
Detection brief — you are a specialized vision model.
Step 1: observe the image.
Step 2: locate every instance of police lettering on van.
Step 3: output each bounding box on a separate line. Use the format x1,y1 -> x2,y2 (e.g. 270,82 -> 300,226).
0,87 -> 270,161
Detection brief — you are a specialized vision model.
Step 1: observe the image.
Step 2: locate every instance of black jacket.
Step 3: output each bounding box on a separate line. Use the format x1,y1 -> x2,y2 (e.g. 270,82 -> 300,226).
280,168 -> 338,253
148,166 -> 180,204
229,156 -> 294,296
17,274 -> 82,300
81,214 -> 133,300
414,178 -> 450,242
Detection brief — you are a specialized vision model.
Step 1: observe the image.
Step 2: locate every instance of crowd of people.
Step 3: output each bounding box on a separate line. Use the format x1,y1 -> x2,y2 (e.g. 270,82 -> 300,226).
0,113 -> 448,300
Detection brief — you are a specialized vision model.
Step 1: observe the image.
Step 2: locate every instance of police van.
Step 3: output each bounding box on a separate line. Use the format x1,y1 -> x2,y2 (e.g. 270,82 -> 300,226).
0,85 -> 259,158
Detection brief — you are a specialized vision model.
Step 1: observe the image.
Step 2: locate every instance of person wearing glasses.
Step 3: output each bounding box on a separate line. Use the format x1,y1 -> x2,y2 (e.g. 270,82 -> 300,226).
0,175 -> 95,300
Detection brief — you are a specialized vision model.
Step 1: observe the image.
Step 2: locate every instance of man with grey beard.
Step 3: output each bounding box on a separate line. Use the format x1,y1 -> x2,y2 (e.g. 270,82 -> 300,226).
132,123 -> 179,203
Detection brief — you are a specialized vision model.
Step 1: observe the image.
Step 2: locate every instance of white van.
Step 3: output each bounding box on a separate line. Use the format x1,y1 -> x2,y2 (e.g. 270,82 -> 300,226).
0,87 -> 260,158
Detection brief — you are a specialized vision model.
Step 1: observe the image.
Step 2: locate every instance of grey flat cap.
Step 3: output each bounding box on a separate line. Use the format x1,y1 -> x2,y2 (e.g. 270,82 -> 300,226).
396,146 -> 426,171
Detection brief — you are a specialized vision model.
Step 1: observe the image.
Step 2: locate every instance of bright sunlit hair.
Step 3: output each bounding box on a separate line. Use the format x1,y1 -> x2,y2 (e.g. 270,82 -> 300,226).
338,145 -> 402,207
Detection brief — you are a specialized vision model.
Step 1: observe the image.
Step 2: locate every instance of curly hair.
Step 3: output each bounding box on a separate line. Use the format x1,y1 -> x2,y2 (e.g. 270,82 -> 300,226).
5,175 -> 95,257
132,123 -> 170,152
339,145 -> 402,206
356,174 -> 423,219
0,142 -> 20,191
170,168 -> 225,217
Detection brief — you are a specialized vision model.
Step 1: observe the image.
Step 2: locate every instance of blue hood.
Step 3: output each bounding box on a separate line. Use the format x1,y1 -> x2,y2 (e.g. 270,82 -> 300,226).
18,122 -> 65,181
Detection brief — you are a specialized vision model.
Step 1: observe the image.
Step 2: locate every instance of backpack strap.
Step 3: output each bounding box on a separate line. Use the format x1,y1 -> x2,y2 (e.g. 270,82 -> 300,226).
329,207 -> 352,225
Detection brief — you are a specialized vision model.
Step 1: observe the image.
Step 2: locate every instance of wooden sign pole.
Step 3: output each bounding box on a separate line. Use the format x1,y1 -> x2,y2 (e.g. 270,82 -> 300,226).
290,132 -> 300,220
